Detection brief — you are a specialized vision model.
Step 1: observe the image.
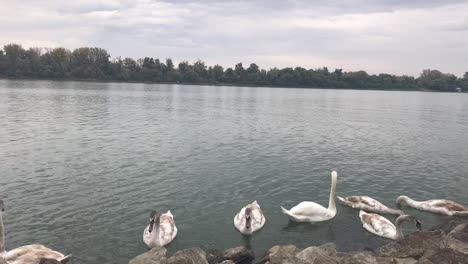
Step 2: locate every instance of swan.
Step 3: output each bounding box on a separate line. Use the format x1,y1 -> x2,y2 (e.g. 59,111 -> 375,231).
143,210 -> 178,248
396,195 -> 468,216
281,171 -> 338,223
0,200 -> 71,264
233,201 -> 266,235
337,196 -> 404,215
359,210 -> 422,240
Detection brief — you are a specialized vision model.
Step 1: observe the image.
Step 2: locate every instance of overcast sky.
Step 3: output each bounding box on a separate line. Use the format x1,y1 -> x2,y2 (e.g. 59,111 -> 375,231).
1,0 -> 467,76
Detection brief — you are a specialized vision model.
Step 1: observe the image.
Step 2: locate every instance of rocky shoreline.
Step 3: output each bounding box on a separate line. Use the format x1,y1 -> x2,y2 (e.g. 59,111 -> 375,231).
129,221 -> 468,264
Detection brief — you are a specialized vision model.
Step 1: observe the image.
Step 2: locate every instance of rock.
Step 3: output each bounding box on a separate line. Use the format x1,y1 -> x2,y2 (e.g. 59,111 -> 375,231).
268,245 -> 301,258
129,247 -> 167,264
339,251 -> 378,264
0,258 -> 8,264
378,231 -> 445,258
207,246 -> 254,264
417,248 -> 468,264
448,223 -> 468,243
167,247 -> 208,264
222,246 -> 254,264
218,261 -> 236,264
375,257 -> 418,264
258,245 -> 303,264
428,220 -> 464,234
295,243 -> 338,264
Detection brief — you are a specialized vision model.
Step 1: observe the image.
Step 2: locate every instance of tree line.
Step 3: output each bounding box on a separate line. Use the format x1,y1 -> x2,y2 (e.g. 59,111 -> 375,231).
0,43 -> 466,92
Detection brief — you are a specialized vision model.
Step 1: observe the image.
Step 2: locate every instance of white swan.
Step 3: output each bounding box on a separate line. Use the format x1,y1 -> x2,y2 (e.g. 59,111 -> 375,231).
337,196 -> 404,215
396,195 -> 468,216
359,210 -> 422,240
281,171 -> 338,223
143,210 -> 178,248
233,201 -> 266,235
0,200 -> 71,264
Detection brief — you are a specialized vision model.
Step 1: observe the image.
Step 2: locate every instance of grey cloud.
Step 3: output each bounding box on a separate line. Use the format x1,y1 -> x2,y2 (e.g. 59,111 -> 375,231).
0,0 -> 467,76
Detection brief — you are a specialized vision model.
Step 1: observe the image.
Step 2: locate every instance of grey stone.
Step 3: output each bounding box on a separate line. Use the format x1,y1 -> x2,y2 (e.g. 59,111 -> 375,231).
0,258 -> 8,264
338,251 -> 378,264
258,245 -> 303,264
222,246 -> 254,264
218,261 -> 236,264
129,246 -> 167,264
378,231 -> 445,258
417,248 -> 468,264
296,243 -> 338,264
167,248 -> 209,264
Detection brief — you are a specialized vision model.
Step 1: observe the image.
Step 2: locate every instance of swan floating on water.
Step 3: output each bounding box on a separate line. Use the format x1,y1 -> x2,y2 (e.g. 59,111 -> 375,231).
234,201 -> 266,235
0,200 -> 71,264
281,171 -> 338,223
359,210 -> 421,240
396,195 -> 468,216
337,196 -> 404,215
143,210 -> 178,248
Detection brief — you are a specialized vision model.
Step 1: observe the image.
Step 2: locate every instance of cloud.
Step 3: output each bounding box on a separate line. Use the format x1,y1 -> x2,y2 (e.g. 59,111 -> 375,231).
0,0 -> 467,76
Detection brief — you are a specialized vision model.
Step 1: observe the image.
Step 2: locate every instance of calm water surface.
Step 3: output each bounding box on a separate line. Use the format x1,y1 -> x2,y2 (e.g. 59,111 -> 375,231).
1,80 -> 468,264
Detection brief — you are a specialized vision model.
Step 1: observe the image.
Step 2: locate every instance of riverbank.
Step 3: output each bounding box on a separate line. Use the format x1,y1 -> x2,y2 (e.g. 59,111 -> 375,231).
129,221 -> 468,264
1,76 -> 460,93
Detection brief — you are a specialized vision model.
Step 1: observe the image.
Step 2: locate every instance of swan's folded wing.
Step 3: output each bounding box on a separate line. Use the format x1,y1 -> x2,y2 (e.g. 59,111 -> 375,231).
159,217 -> 176,242
429,200 -> 466,211
362,214 -> 395,237
289,201 -> 328,216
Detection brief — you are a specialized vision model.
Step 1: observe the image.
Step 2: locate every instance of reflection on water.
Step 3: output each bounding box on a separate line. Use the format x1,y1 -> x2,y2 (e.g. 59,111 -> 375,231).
0,80 -> 468,264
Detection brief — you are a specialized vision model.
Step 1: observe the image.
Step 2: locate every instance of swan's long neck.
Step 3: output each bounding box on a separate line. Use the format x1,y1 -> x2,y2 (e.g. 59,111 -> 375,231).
0,211 -> 5,254
328,171 -> 337,212
397,196 -> 419,207
395,215 -> 410,240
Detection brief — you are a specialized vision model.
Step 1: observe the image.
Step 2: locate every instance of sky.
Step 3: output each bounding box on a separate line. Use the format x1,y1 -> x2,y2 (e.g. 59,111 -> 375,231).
0,0 -> 467,76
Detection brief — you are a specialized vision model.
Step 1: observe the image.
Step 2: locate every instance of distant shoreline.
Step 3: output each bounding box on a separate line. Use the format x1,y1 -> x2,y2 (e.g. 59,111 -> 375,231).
1,43 -> 466,93
1,76 -> 463,93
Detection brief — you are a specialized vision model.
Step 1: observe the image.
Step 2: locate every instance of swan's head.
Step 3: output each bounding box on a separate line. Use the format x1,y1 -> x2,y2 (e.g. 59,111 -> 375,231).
396,195 -> 409,205
331,171 -> 337,180
396,215 -> 422,230
0,199 -> 4,212
416,220 -> 422,230
148,211 -> 161,233
245,208 -> 252,229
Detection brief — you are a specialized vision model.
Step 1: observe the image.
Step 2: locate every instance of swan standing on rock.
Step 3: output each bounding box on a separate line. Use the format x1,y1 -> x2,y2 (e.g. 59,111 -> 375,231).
396,195 -> 468,216
359,210 -> 422,240
143,210 -> 178,248
0,200 -> 71,264
337,196 -> 404,215
281,171 -> 338,223
234,201 -> 266,235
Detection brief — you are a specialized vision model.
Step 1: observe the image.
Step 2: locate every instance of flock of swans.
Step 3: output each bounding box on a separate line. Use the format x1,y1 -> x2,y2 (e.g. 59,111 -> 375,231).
1,171 -> 468,263
142,171 -> 468,248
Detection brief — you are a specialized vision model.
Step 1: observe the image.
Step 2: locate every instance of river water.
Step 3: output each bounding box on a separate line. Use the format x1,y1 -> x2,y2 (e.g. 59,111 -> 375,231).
0,79 -> 467,263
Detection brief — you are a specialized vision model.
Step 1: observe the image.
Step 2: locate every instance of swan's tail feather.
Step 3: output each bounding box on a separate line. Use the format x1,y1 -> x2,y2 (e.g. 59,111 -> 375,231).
60,254 -> 72,264
281,206 -> 291,216
359,210 -> 366,218
165,210 -> 174,218
337,196 -> 345,202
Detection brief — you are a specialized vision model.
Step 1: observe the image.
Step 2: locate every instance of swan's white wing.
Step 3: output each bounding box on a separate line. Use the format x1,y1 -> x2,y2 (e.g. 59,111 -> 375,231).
159,215 -> 177,246
290,201 -> 329,218
251,204 -> 266,232
360,212 -> 396,239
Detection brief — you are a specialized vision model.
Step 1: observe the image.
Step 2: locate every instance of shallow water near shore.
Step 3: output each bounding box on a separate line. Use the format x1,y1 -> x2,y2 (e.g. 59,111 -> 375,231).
1,79 -> 468,264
